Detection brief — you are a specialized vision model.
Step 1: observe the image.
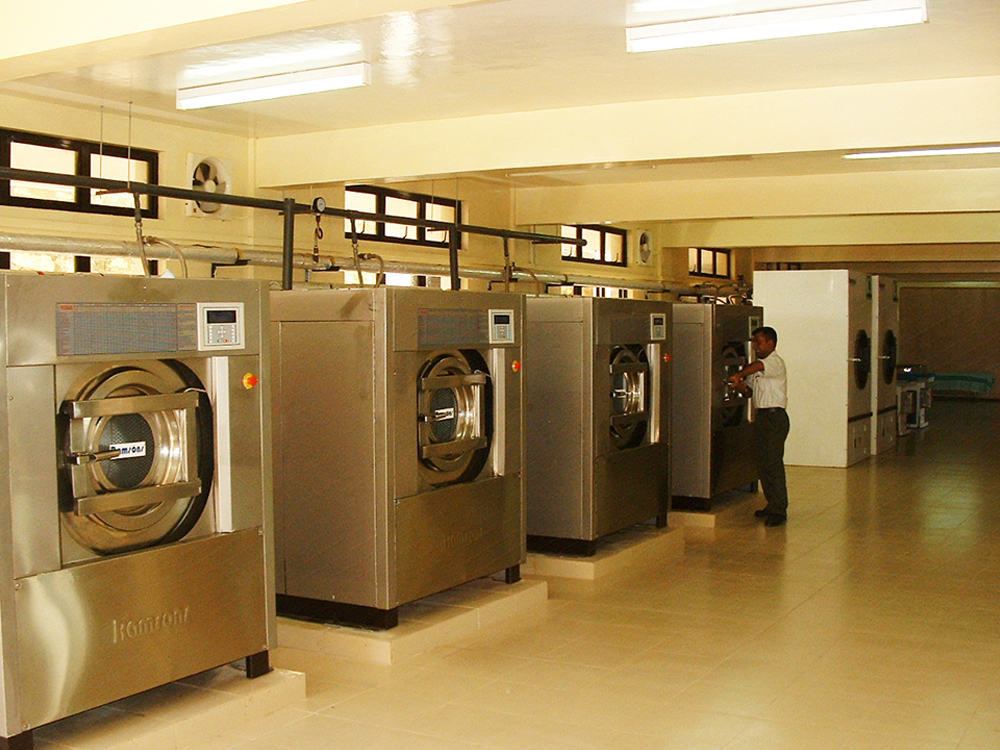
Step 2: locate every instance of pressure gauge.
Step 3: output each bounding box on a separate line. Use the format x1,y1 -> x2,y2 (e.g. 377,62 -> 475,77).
312,197 -> 327,213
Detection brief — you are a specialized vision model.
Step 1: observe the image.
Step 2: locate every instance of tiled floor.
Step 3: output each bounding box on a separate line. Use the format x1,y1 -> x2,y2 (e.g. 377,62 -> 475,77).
203,400 -> 1000,749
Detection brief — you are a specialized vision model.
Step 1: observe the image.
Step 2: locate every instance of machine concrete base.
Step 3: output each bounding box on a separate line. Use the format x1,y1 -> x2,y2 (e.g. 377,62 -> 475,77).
277,578 -> 548,665
33,665 -> 305,750
522,523 -> 683,580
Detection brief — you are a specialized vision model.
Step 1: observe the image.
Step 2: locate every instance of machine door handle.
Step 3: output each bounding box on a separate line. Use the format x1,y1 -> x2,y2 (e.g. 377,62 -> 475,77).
419,373 -> 488,390
420,437 -> 488,458
848,357 -> 863,362
74,480 -> 202,516
610,362 -> 647,375
69,449 -> 122,465
63,390 -> 199,419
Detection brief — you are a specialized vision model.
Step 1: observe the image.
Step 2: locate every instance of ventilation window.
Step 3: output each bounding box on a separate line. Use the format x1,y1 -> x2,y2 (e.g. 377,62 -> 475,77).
560,225 -> 627,267
688,247 -> 731,279
1,128 -> 158,217
344,185 -> 461,249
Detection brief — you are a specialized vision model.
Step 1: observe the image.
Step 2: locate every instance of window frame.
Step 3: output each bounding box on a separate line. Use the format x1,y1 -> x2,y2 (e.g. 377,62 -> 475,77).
344,185 -> 461,249
560,224 -> 628,268
0,127 -> 159,218
688,247 -> 732,279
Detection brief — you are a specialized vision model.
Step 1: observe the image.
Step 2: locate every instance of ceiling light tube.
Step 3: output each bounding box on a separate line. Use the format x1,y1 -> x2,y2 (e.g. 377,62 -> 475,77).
177,62 -> 370,110
844,145 -> 1000,159
626,0 -> 927,52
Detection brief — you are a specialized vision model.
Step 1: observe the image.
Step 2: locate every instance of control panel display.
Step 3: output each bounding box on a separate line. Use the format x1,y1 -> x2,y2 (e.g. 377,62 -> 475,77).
197,302 -> 245,351
650,313 -> 667,341
489,309 -> 516,344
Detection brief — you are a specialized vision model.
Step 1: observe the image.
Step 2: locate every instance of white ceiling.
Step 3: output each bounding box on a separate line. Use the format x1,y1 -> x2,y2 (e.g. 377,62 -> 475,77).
2,0 -> 999,187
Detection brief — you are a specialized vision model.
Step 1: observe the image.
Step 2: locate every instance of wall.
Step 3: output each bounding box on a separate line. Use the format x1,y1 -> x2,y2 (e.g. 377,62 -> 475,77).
899,287 -> 1000,399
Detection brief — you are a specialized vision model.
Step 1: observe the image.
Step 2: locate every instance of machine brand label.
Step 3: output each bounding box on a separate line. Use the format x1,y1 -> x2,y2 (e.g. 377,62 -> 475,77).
444,524 -> 485,551
434,407 -> 456,422
111,606 -> 190,644
110,441 -> 147,459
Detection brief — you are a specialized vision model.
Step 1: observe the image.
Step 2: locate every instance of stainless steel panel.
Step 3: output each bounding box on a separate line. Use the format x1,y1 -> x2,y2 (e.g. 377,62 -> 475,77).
8,366 -> 61,580
593,443 -> 670,537
220,353 -> 269,533
14,530 -> 267,730
273,320 -> 381,608
395,476 -> 521,605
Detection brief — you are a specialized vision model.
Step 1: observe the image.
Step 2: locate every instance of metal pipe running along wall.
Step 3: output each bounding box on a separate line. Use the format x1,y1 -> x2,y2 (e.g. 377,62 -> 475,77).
0,168 -> 708,295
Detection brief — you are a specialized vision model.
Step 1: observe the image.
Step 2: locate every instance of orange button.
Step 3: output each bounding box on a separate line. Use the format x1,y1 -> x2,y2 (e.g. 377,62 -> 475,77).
511,360 -> 522,373
243,373 -> 259,389
663,354 -> 671,362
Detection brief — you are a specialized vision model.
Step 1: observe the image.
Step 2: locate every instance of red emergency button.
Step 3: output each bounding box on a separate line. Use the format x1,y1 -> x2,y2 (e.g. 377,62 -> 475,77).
511,360 -> 522,373
663,353 -> 671,362
243,373 -> 259,390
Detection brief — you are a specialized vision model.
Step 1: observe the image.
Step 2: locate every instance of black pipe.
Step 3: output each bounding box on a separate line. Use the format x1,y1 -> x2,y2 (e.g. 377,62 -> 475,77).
448,226 -> 461,291
282,198 -> 296,290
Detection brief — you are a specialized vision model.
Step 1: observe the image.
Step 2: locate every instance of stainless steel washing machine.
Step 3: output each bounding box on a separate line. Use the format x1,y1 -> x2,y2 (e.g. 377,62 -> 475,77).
523,296 -> 671,556
871,276 -> 899,454
271,287 -> 524,630
0,272 -> 273,748
670,303 -> 763,511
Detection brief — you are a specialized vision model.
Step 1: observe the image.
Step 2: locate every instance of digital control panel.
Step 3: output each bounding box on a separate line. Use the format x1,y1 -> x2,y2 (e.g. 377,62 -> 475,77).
650,313 -> 667,341
197,302 -> 245,351
489,309 -> 516,344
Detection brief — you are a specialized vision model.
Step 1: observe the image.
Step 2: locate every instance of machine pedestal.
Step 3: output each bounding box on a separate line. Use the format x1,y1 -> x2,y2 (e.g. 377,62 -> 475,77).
0,731 -> 32,750
504,565 -> 521,584
277,594 -> 399,630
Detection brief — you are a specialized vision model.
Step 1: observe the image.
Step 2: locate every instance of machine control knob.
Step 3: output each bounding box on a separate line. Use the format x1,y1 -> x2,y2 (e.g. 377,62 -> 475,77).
511,360 -> 522,373
243,373 -> 260,389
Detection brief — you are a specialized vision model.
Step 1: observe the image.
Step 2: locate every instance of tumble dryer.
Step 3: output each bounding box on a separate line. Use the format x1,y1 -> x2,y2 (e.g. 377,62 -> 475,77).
871,276 -> 899,454
271,287 -> 524,629
523,296 -> 671,555
0,273 -> 273,748
670,303 -> 763,511
753,269 -> 872,467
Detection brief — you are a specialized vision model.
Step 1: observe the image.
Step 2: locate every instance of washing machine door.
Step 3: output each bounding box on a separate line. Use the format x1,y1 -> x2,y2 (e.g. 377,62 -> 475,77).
881,330 -> 898,385
609,346 -> 649,449
854,330 -> 872,390
417,350 -> 492,486
719,343 -> 750,427
59,360 -> 213,555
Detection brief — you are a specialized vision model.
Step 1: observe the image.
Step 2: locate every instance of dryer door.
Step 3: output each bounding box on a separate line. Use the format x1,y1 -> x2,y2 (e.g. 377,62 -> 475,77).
59,360 -> 213,555
854,330 -> 872,390
609,346 -> 649,449
417,350 -> 492,486
881,330 -> 898,385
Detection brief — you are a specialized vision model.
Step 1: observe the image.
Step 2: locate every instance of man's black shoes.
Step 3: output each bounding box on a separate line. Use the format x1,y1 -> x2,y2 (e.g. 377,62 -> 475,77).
754,509 -> 769,518
764,514 -> 787,527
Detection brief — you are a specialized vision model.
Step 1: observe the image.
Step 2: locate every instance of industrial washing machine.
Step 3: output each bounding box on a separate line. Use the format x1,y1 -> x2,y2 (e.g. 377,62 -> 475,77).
523,296 -> 671,556
670,303 -> 763,511
871,275 -> 899,454
0,273 -> 273,749
753,269 -> 873,467
271,287 -> 524,630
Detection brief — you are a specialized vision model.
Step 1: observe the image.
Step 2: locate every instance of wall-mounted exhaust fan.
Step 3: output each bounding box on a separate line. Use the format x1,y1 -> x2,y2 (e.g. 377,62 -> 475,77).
186,154 -> 232,218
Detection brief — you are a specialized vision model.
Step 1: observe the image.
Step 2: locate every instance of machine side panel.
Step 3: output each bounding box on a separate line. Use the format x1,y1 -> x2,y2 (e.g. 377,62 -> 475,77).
753,270 -> 850,467
15,530 -> 266,731
524,320 -> 587,538
274,321 -> 379,608
395,476 -> 521,605
670,316 -> 712,498
219,354 -> 267,532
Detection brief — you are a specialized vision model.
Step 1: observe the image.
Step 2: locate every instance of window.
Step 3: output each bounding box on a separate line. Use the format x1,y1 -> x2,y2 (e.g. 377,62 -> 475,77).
560,225 -> 627,267
688,247 -> 731,278
344,185 -> 460,248
0,128 -> 159,218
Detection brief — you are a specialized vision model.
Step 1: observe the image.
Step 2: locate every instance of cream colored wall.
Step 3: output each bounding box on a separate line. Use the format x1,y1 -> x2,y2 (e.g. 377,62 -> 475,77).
0,93 -> 260,256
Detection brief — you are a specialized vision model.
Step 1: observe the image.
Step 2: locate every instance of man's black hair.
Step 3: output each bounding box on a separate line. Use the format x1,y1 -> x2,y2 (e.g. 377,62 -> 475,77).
752,326 -> 778,345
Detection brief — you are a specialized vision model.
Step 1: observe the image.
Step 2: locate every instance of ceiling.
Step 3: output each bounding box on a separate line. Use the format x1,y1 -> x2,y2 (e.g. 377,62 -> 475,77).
1,1 -> 998,199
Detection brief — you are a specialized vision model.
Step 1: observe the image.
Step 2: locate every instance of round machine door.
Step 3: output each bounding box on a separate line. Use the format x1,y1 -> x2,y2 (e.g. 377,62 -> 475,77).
720,343 -> 749,428
882,330 -> 898,385
854,330 -> 872,390
609,346 -> 649,450
59,360 -> 213,555
417,350 -> 492,487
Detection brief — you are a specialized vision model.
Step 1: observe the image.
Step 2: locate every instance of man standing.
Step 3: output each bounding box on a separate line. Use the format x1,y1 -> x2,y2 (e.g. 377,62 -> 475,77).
727,326 -> 789,527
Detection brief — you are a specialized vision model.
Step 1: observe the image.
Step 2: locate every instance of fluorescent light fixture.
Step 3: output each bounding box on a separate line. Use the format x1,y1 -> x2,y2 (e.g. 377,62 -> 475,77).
845,145 -> 1000,159
176,62 -> 370,110
626,0 -> 927,52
